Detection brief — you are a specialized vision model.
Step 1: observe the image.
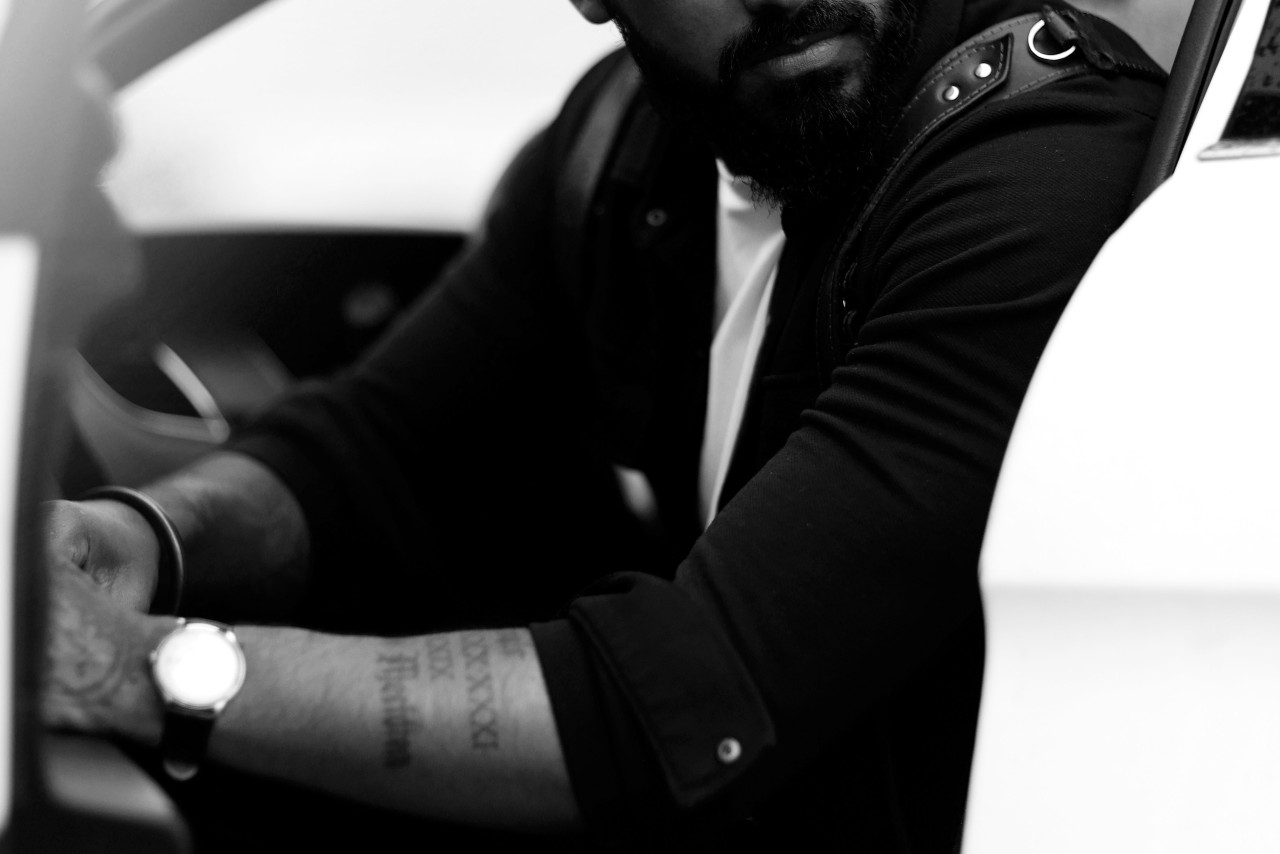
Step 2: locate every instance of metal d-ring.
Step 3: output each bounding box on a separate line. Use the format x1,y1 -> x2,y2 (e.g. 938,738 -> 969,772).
1028,19 -> 1077,62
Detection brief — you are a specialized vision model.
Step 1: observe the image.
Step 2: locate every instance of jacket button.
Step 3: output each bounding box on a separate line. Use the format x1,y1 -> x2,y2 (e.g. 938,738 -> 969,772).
645,208 -> 669,228
717,738 -> 743,765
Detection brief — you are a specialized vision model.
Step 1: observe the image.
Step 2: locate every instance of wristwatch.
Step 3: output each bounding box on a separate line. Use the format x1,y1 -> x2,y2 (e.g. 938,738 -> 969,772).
149,618 -> 247,781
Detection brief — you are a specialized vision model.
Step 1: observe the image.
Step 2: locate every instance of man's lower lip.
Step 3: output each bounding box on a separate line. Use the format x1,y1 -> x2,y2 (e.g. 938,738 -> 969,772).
754,34 -> 852,80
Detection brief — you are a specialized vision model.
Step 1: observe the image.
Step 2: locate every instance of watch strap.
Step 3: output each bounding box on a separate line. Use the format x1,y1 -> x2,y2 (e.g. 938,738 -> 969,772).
151,618 -> 245,781
160,707 -> 216,781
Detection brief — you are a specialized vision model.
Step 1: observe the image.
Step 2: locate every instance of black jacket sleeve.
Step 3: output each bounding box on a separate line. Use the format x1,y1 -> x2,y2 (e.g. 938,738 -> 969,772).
230,54 -> 1163,845
529,70 -> 1164,841
226,54 -> 657,633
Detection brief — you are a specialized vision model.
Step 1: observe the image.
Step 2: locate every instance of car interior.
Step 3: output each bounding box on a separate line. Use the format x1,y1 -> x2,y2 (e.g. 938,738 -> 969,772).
0,0 -> 1253,848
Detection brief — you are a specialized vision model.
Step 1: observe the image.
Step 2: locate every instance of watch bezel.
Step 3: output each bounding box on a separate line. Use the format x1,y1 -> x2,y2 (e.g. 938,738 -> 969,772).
150,618 -> 247,713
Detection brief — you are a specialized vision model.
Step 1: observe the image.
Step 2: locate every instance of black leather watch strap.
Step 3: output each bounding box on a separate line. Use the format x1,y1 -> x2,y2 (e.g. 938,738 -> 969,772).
150,619 -> 245,781
160,708 -> 216,781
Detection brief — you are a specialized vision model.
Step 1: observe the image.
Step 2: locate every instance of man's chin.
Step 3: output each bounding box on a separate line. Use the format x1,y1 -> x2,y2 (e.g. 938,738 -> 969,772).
715,71 -> 878,209
732,67 -> 858,116
615,5 -> 906,209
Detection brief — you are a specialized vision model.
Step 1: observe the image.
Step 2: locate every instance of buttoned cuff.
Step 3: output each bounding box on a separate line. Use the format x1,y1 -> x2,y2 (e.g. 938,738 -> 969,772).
532,571 -> 776,831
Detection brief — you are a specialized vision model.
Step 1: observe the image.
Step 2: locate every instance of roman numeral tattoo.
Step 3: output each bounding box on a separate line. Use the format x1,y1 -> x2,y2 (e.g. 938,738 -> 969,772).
460,632 -> 499,750
496,629 -> 528,660
425,635 -> 455,682
371,630 -> 534,763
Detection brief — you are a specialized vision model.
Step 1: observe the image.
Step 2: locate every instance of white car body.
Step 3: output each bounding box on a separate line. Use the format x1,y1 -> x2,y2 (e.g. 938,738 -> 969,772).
0,237 -> 38,837
967,0 -> 1280,849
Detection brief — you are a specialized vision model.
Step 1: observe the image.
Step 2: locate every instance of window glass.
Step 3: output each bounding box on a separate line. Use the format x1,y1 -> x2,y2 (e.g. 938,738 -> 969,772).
101,0 -> 621,233
1200,0 -> 1280,159
1222,0 -> 1280,139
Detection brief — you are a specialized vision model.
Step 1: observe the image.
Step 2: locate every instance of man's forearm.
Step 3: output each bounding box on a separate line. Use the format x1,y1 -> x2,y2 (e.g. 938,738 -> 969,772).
141,451 -> 310,621
110,621 -> 580,832
226,625 -> 578,830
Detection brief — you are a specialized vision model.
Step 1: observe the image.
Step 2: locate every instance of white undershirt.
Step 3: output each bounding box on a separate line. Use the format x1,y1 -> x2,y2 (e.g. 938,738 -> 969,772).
698,161 -> 787,529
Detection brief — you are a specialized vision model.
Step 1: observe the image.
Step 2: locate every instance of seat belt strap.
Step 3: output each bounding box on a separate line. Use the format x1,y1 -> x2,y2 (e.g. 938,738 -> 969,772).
816,4 -> 1166,375
554,55 -> 643,302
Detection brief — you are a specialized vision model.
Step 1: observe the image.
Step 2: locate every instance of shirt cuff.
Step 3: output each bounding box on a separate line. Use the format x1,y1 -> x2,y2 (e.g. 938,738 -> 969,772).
532,572 -> 777,827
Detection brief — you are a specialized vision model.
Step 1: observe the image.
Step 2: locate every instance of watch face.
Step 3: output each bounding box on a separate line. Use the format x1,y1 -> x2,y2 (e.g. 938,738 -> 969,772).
153,621 -> 246,710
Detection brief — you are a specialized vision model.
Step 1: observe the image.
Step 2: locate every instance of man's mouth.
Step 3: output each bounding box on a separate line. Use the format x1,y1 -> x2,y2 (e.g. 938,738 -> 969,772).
755,28 -> 845,65
748,30 -> 865,82
719,1 -> 883,89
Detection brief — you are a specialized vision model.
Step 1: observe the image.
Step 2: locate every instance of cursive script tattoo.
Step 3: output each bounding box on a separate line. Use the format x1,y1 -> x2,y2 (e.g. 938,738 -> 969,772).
460,632 -> 499,750
375,650 -> 423,769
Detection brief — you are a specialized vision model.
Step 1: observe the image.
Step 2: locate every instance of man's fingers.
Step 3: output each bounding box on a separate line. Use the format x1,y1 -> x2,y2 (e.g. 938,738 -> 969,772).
42,500 -> 91,568
40,499 -> 157,611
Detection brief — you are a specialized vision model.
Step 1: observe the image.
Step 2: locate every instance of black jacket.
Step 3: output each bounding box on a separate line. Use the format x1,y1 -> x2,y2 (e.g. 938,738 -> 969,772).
230,1 -> 1166,850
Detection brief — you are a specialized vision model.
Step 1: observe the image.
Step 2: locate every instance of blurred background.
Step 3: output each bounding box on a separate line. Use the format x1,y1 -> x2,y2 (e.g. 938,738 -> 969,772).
48,0 -> 624,497
102,0 -> 622,234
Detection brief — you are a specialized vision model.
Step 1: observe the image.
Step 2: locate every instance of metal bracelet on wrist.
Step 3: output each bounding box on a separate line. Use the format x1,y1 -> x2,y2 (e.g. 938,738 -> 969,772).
79,485 -> 186,614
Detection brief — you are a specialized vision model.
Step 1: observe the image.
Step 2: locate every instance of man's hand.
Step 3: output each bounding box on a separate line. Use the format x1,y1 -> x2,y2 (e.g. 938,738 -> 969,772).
42,553 -> 582,829
42,558 -> 167,745
42,498 -> 161,612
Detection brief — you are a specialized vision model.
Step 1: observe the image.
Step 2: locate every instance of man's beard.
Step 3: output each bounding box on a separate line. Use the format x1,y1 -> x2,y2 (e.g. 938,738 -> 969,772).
611,0 -> 917,210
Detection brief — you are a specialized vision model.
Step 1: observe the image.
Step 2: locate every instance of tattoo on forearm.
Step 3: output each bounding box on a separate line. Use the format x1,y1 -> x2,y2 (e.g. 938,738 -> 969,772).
425,635 -> 455,682
496,629 -> 528,660
375,650 -> 423,769
47,596 -> 145,709
460,632 -> 499,750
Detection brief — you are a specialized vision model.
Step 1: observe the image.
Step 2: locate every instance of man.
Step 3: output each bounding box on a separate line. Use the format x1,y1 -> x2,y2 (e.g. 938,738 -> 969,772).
42,0 -> 1165,851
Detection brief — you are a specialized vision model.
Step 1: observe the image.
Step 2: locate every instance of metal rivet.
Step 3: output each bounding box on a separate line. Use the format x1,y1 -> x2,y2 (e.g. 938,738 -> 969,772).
974,62 -> 993,79
717,738 -> 743,765
942,85 -> 960,102
645,208 -> 668,228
